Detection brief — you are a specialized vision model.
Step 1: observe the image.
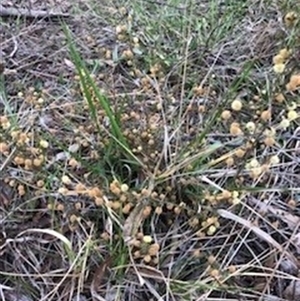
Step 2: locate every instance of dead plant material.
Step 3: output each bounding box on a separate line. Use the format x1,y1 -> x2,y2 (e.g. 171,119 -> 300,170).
0,60 -> 4,74
0,180 -> 12,207
90,256 -> 112,300
217,209 -> 299,267
283,279 -> 300,300
123,199 -> 149,245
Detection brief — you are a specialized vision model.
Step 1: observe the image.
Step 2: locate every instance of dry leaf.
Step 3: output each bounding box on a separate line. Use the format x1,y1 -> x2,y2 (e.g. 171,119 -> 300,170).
283,280 -> 300,300
91,256 -> 112,300
123,199 -> 148,244
279,257 -> 298,276
249,198 -> 300,230
4,290 -> 33,301
68,143 -> 80,153
217,209 -> 283,251
64,58 -> 75,70
135,265 -> 166,283
267,207 -> 300,230
0,180 -> 13,207
262,296 -> 284,301
71,295 -> 87,301
0,59 -> 5,74
218,209 -> 299,271
292,232 -> 300,254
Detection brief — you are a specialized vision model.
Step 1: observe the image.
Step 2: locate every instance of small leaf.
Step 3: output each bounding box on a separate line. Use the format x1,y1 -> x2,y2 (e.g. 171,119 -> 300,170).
91,256 -> 112,296
123,199 -> 148,244
64,58 -> 75,70
68,143 -> 80,153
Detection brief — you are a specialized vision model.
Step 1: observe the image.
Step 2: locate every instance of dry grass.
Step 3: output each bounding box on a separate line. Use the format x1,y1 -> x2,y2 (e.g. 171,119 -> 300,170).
0,0 -> 300,300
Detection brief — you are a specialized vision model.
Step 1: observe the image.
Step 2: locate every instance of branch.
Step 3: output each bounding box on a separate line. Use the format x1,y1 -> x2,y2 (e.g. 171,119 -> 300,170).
0,5 -> 70,20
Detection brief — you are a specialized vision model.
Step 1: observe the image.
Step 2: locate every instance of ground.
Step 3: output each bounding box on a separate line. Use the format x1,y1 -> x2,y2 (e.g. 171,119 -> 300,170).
0,0 -> 300,300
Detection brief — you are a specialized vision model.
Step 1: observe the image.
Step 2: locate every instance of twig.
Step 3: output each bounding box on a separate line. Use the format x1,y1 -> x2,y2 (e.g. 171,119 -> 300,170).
0,5 -> 70,20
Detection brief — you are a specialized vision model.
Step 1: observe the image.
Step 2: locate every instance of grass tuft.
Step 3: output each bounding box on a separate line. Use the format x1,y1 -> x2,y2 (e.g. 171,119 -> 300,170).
0,0 -> 299,300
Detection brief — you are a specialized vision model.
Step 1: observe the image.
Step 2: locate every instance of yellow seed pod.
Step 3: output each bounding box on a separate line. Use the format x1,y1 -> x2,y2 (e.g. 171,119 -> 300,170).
193,249 -> 201,258
123,49 -> 134,60
246,121 -> 256,133
141,188 -> 150,196
88,187 -> 102,198
221,110 -> 231,120
14,156 -> 24,165
47,202 -> 56,210
132,36 -> 139,44
122,203 -> 132,214
231,198 -> 241,205
39,139 -> 49,148
62,175 -> 72,185
207,255 -> 216,264
56,203 -> 65,211
119,7 -> 127,15
155,206 -> 163,215
230,122 -> 243,136
274,93 -> 285,103
69,214 -> 78,224
75,202 -> 82,210
193,86 -> 205,96
269,155 -> 280,165
231,99 -> 242,111
120,183 -> 129,192
117,193 -> 126,202
284,11 -> 298,27
174,206 -> 181,215
286,74 -> 300,91
264,127 -> 276,137
279,48 -> 291,60
144,254 -> 152,263
133,250 -> 141,258
36,180 -> 44,188
58,187 -> 69,195
222,190 -> 232,199
250,166 -> 263,178
189,217 -> 199,227
110,184 -> 121,196
273,63 -> 285,74
148,243 -> 160,256
235,148 -> 246,158
132,239 -> 141,248
166,203 -> 174,210
207,225 -> 217,235
272,54 -> 285,65
232,191 -> 239,198
249,158 -> 260,168
226,157 -> 234,167
280,118 -> 290,129
143,235 -> 152,244
112,201 -> 121,210
264,136 -> 275,147
0,142 -> 9,153
142,206 -> 152,217
196,230 -> 205,238
287,110 -> 298,121
115,25 -> 124,34
260,110 -> 271,122
288,199 -> 296,209
94,197 -> 104,206
68,158 -> 79,168
206,217 -> 214,225
287,102 -> 297,111
228,265 -> 237,273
